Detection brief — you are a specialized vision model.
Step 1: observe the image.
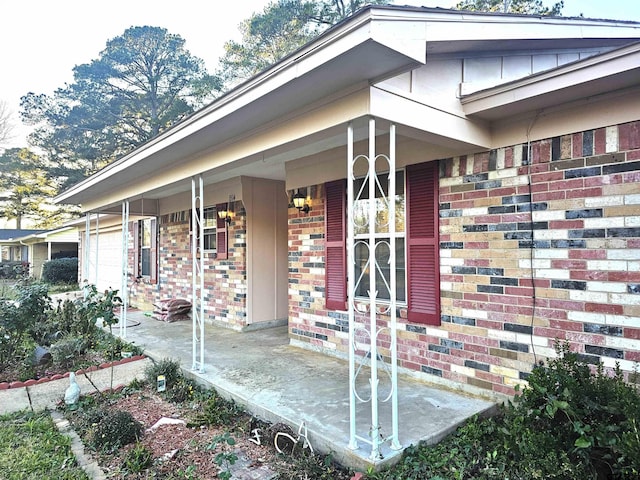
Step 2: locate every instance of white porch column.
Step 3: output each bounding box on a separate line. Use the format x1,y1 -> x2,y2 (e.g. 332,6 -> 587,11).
191,175 -> 205,372
94,212 -> 100,286
120,200 -> 129,338
347,118 -> 401,460
83,213 -> 91,297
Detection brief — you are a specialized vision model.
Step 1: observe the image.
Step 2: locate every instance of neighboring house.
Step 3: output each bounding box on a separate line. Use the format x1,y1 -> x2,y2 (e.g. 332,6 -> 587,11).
55,6 -> 640,401
0,227 -> 78,279
0,229 -> 42,263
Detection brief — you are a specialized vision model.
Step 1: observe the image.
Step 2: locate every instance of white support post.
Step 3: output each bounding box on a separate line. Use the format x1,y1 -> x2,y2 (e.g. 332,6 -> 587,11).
83,213 -> 90,297
94,212 -> 100,287
389,124 -> 401,451
347,122 -> 358,451
367,117 -> 381,460
347,118 -> 400,460
120,200 -> 129,338
191,176 -> 205,372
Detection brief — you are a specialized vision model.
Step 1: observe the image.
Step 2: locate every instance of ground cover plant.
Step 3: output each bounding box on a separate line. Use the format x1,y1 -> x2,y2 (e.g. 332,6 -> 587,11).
0,410 -> 88,480
368,342 -> 640,480
62,358 -> 353,479
0,280 -> 141,383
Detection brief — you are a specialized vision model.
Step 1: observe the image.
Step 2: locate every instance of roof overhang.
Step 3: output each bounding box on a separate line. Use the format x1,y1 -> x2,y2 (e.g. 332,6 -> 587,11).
55,8 -> 429,208
54,6 -> 640,211
461,41 -> 640,121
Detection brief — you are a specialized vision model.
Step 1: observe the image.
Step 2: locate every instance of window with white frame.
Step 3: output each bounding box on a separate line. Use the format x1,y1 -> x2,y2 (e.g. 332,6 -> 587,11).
203,207 -> 217,251
352,170 -> 406,302
325,160 -> 440,325
140,218 -> 152,276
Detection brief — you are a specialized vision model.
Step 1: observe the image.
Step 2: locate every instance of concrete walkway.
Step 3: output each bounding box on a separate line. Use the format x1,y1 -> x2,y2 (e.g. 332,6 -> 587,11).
0,357 -> 151,415
118,311 -> 496,471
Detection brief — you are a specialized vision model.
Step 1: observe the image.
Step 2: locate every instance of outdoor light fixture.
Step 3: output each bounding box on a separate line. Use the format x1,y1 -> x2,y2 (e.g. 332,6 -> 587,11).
217,194 -> 234,224
217,208 -> 231,224
292,189 -> 310,214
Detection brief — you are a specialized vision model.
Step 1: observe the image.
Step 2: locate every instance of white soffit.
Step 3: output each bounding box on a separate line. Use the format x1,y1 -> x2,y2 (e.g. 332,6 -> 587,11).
461,42 -> 640,121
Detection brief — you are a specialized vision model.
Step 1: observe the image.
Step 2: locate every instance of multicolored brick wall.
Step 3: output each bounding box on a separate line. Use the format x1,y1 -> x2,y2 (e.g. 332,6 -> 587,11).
288,120 -> 640,398
129,203 -> 249,329
288,185 -> 345,349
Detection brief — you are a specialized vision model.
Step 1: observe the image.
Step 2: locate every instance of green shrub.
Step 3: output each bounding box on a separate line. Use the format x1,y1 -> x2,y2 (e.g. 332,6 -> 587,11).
93,330 -> 143,361
42,258 -> 78,284
188,390 -> 244,427
370,341 -> 640,480
85,408 -> 143,453
123,442 -> 153,472
75,285 -> 122,333
506,341 -> 640,479
0,282 -> 50,369
0,261 -> 28,279
0,299 -> 21,371
144,357 -> 183,389
49,335 -> 88,368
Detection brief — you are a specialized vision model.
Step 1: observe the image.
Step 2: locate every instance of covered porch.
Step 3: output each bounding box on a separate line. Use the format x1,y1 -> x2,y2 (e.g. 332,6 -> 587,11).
118,309 -> 495,471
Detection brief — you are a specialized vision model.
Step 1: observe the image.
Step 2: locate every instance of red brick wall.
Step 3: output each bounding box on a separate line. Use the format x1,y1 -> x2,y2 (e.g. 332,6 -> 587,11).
288,121 -> 640,397
129,203 -> 248,328
288,185 -> 346,349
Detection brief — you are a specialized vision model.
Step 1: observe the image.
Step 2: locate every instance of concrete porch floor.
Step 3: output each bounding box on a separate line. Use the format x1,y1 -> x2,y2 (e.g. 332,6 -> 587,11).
117,310 -> 496,472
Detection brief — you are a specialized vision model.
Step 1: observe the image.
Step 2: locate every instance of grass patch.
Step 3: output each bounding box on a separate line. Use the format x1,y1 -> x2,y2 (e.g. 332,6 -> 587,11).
47,282 -> 80,294
0,410 -> 88,479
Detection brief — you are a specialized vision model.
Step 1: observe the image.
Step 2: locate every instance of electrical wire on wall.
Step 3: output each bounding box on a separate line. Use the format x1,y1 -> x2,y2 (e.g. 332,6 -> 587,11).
525,111 -> 542,367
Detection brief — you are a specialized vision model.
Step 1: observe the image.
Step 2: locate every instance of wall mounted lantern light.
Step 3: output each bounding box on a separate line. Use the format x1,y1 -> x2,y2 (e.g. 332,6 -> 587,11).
292,189 -> 310,214
217,194 -> 235,224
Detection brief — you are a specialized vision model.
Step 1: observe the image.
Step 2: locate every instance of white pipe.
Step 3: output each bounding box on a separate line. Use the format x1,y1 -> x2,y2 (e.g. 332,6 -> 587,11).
347,122 -> 358,451
389,123 -> 401,450
95,213 -> 100,287
198,176 -> 205,372
191,176 -> 205,372
368,117 -> 380,460
84,213 -> 90,297
120,200 -> 129,338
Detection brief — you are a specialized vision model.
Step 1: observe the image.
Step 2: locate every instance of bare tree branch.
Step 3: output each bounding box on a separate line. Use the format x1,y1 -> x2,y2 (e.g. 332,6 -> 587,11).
0,100 -> 15,148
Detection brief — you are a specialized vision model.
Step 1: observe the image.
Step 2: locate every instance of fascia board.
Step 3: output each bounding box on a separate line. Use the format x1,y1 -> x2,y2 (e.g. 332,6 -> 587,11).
423,15 -> 640,44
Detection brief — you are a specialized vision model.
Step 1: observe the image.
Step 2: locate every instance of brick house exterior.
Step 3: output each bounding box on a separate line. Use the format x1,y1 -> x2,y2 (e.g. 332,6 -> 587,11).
288,122 -> 640,397
126,203 -> 250,329
61,7 -> 640,399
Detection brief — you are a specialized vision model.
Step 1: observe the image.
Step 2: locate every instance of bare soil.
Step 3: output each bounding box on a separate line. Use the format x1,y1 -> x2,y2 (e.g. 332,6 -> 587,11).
63,386 -> 354,480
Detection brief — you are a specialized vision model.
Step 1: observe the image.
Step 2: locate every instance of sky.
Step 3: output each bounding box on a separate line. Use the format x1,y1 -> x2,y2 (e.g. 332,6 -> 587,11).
1,0 -> 640,148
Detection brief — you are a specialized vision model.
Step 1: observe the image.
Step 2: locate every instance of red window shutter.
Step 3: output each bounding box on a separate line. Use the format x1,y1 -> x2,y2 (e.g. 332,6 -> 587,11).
406,161 -> 440,325
325,180 -> 347,310
150,218 -> 158,284
216,204 -> 228,260
133,221 -> 140,278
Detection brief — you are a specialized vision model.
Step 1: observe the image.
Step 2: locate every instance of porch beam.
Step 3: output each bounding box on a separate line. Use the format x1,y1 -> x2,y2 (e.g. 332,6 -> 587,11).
369,86 -> 492,150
